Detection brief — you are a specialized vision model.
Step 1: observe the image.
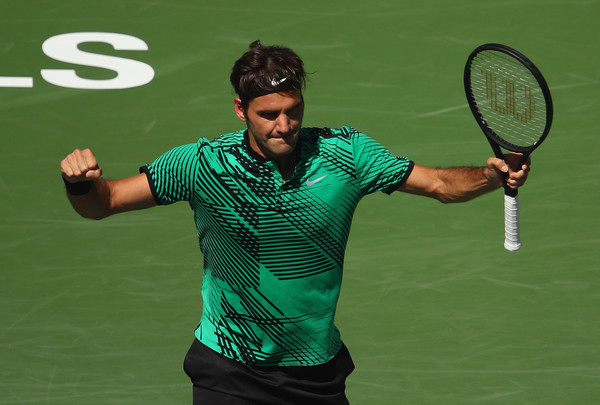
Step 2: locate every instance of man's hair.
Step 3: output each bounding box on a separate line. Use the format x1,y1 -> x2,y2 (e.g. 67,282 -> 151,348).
230,40 -> 307,108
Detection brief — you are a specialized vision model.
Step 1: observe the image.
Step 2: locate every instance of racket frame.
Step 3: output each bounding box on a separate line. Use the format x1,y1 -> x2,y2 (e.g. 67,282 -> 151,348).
464,43 -> 553,158
463,43 -> 553,250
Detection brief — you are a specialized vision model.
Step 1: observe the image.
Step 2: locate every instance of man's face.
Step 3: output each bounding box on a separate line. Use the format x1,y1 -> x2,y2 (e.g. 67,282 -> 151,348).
235,90 -> 304,162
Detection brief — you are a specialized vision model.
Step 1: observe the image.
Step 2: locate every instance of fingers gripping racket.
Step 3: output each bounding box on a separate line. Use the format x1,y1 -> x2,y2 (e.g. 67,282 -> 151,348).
464,43 -> 553,251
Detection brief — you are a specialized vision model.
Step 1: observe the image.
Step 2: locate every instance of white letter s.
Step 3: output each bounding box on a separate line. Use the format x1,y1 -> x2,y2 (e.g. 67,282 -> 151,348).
41,32 -> 154,89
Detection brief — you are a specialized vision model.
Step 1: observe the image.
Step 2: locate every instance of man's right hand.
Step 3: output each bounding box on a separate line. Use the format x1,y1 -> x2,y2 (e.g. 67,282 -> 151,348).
61,148 -> 103,183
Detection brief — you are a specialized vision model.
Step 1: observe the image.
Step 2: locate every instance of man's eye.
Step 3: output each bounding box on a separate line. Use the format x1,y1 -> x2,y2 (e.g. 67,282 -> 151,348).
289,106 -> 302,117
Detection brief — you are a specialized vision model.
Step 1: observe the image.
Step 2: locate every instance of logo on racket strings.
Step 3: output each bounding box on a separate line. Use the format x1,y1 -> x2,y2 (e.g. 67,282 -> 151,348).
481,70 -> 535,123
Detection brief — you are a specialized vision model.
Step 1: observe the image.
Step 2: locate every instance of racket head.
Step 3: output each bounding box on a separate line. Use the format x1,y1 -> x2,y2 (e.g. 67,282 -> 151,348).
464,43 -> 553,156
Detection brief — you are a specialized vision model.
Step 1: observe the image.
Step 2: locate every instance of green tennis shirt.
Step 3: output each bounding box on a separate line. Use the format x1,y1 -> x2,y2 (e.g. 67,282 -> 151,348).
141,126 -> 413,366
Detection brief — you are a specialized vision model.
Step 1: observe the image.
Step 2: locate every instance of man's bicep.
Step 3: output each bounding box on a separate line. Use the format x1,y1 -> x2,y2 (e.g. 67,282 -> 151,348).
395,164 -> 440,198
109,172 -> 157,213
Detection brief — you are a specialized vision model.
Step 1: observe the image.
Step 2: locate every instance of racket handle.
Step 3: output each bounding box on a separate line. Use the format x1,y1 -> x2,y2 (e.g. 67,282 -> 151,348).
504,193 -> 521,251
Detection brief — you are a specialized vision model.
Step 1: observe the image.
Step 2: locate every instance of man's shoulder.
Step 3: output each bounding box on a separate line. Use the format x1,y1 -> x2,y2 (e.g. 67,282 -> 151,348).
199,129 -> 245,148
301,125 -> 359,139
191,130 -> 248,162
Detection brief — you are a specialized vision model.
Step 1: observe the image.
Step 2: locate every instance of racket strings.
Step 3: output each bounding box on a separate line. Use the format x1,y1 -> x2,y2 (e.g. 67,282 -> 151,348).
470,51 -> 546,148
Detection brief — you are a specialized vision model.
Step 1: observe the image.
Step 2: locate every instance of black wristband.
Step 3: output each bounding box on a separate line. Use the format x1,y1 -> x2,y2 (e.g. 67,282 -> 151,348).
62,177 -> 94,195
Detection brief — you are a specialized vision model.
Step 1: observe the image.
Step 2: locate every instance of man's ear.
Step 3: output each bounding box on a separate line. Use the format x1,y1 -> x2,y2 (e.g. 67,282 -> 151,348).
234,98 -> 246,121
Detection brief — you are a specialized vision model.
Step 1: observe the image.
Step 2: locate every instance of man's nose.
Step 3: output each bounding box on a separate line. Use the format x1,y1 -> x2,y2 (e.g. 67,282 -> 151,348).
276,114 -> 291,134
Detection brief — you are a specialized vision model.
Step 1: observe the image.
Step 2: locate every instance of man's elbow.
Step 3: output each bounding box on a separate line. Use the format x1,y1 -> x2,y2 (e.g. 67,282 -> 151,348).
76,210 -> 110,221
70,203 -> 112,220
432,184 -> 469,204
434,192 -> 461,204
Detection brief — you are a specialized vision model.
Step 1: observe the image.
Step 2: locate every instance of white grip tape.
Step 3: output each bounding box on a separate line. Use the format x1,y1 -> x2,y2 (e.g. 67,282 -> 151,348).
504,194 -> 521,251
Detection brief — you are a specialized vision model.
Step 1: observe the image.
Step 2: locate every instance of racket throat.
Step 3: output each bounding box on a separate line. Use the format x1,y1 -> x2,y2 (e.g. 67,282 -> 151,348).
504,185 -> 518,197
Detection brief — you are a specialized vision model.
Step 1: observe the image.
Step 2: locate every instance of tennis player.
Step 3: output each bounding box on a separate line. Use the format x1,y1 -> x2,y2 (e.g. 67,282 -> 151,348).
60,41 -> 530,405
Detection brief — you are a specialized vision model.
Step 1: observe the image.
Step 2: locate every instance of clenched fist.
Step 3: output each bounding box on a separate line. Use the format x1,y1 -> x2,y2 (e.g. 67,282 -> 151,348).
61,148 -> 103,183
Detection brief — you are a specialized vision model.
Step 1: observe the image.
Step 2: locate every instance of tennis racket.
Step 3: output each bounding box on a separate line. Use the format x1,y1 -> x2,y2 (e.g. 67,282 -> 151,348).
464,43 -> 553,251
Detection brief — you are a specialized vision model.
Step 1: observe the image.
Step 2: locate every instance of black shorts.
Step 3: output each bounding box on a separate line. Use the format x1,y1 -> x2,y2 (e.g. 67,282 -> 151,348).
183,339 -> 355,405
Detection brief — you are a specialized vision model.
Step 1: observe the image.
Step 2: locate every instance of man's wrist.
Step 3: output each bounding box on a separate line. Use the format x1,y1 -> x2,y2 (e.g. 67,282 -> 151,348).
62,177 -> 94,195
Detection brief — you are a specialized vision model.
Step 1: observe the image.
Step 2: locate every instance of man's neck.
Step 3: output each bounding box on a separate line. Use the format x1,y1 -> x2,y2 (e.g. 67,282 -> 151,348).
274,147 -> 301,182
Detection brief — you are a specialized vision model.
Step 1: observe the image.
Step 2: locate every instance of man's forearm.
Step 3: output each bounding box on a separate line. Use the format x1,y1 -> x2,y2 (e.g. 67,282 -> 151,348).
64,178 -> 113,220
433,166 -> 500,203
398,162 -> 504,203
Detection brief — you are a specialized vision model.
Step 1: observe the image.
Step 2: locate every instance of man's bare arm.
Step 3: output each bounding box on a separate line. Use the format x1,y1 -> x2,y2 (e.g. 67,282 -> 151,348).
61,148 -> 156,220
397,154 -> 530,203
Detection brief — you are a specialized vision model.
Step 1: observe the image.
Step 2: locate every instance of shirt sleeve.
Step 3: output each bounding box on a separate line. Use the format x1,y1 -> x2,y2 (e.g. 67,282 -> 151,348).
349,127 -> 414,195
139,142 -> 202,205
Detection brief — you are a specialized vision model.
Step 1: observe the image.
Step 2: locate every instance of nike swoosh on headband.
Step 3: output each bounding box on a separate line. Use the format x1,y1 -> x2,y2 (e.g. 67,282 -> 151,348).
270,77 -> 288,86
